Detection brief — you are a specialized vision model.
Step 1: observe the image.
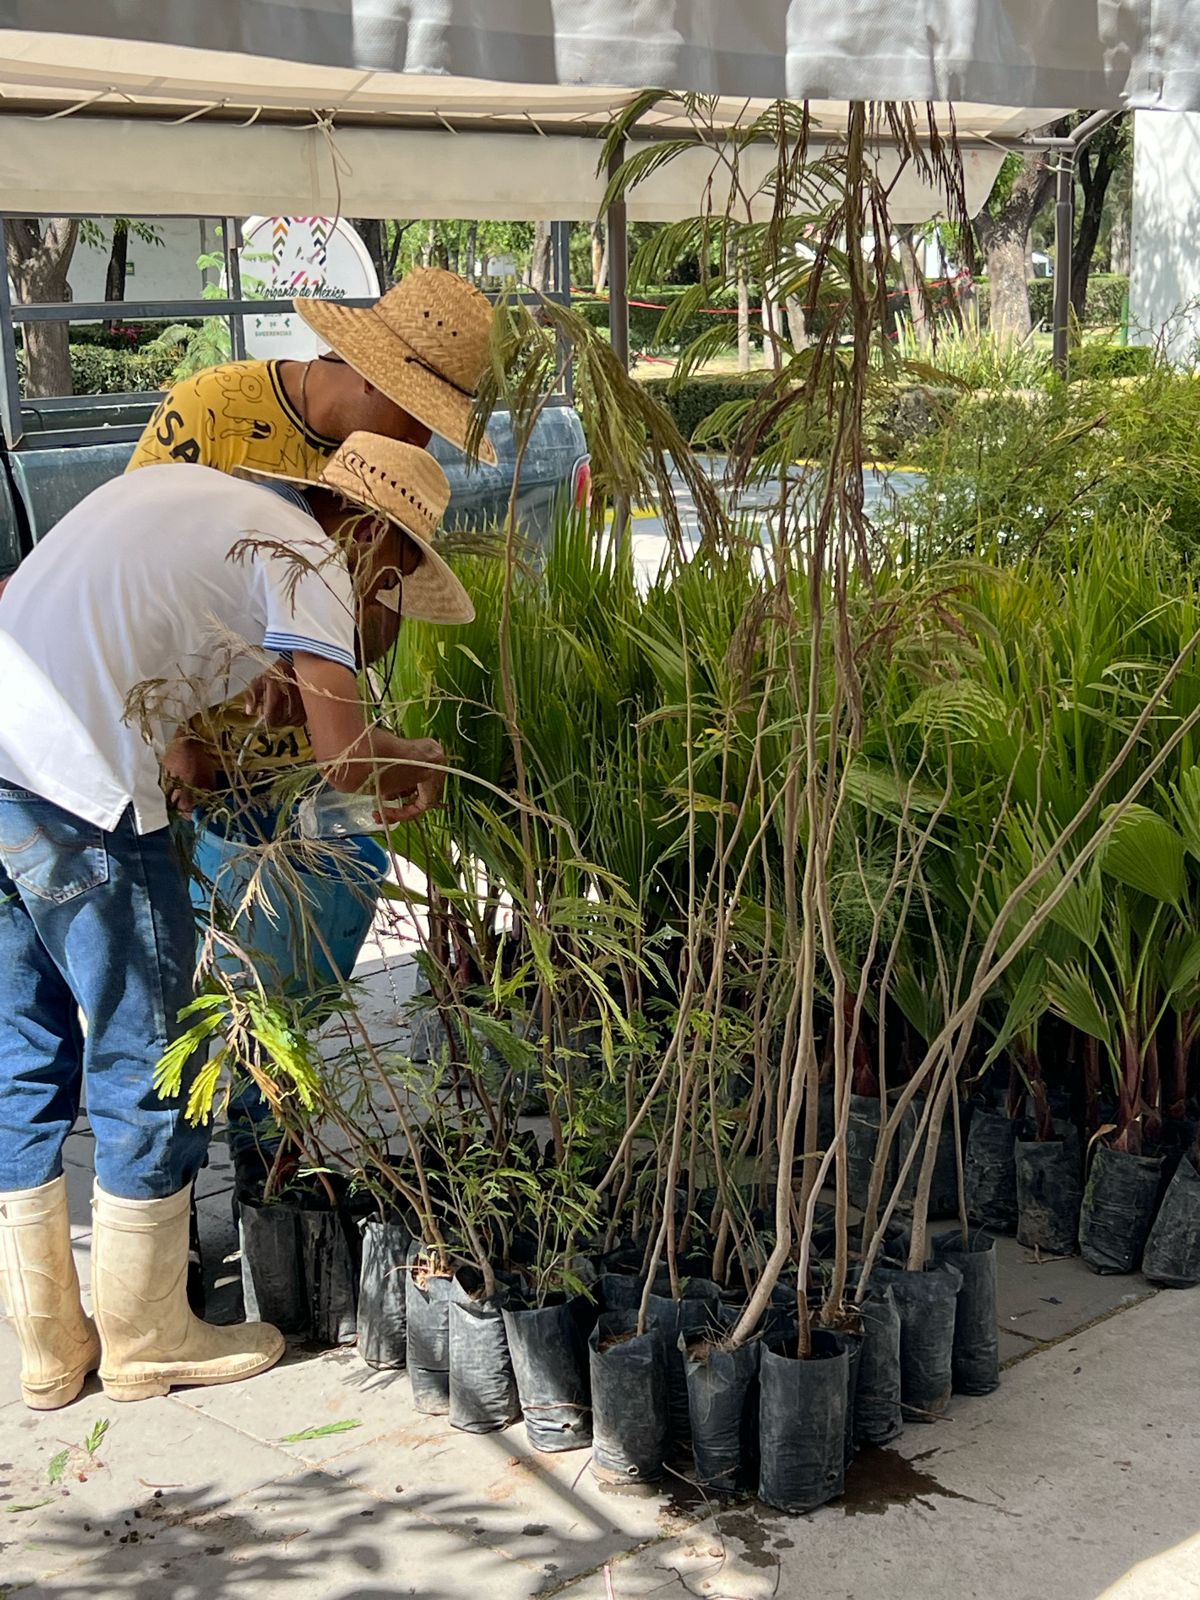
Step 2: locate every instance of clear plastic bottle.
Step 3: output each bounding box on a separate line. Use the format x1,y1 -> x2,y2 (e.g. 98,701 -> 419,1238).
297,787 -> 384,839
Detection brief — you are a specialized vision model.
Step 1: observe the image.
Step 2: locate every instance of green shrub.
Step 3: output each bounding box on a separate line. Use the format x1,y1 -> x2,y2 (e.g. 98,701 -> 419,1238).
1069,342 -> 1153,380
637,373 -> 773,445
575,284 -> 746,356
973,274 -> 1128,330
68,319 -> 200,352
44,343 -> 180,395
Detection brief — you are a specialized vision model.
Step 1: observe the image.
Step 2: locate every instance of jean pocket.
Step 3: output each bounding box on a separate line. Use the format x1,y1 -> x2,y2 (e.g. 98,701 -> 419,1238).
0,803 -> 109,904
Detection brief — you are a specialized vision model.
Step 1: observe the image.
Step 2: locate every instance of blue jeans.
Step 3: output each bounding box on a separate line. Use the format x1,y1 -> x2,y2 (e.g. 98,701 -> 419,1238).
0,785 -> 210,1199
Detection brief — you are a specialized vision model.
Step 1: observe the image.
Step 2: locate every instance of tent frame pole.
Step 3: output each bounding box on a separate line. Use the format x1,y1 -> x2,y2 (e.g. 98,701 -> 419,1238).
607,142 -> 630,371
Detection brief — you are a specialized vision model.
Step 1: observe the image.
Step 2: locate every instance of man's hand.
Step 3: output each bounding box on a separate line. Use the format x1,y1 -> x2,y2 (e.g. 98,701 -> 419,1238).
291,653 -> 448,823
163,736 -> 218,817
369,735 -> 446,824
244,662 -> 305,729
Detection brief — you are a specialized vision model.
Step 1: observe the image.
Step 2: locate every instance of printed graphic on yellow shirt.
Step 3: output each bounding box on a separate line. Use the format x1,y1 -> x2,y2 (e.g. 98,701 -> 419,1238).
203,706 -> 316,782
126,359 -> 336,481
127,359 -> 336,783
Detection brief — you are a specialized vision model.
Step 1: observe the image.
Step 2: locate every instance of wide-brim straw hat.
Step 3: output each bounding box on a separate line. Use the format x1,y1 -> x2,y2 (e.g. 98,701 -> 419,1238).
295,267 -> 498,466
254,431 -> 474,625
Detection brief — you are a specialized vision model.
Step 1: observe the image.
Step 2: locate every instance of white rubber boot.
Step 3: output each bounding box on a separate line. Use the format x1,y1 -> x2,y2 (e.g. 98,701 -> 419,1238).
92,1183 -> 284,1402
0,1175 -> 100,1410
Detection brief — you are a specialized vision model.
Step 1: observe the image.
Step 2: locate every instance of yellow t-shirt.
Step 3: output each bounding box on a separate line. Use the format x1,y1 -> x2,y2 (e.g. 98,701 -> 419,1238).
127,360 -> 338,778
127,358 -> 337,479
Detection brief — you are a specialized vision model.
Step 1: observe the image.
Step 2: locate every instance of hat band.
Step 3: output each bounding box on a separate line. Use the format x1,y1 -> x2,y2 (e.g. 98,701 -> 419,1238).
402,351 -> 478,401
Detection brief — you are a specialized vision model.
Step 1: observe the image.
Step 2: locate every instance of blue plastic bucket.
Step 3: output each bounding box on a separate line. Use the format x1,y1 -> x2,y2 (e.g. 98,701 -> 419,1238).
190,825 -> 388,991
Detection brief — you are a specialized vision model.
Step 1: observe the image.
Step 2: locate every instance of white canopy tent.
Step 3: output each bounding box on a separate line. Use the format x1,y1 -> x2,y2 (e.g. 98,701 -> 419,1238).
3,4 -> 1197,111
0,30 -> 1064,223
0,6 -> 1178,404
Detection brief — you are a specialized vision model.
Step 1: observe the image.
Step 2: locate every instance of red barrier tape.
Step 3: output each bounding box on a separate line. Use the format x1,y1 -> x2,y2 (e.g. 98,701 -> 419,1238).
574,270 -> 973,317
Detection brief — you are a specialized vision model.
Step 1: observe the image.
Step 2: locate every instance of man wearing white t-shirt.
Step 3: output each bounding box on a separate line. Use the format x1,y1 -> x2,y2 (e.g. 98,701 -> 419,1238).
0,434 -> 468,1411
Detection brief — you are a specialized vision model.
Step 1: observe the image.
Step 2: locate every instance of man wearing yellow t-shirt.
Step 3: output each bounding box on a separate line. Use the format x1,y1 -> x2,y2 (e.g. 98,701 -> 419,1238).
128,266 -> 496,780
131,269 -> 496,1202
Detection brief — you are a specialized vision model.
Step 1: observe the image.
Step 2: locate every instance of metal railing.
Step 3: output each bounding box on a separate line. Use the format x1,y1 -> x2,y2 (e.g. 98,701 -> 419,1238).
0,217 -> 576,448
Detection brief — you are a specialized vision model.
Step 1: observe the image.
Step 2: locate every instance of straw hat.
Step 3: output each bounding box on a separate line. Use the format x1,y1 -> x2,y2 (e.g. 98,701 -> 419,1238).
256,431 -> 474,625
295,267 -> 498,466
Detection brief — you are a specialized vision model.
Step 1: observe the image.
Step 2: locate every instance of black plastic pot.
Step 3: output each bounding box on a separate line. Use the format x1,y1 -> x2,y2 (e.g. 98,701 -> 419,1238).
847,1094 -> 889,1212
683,1336 -> 761,1494
237,1189 -> 309,1336
932,1230 -> 1000,1396
405,1245 -> 453,1414
357,1217 -> 411,1369
896,1098 -> 969,1219
817,1082 -> 835,1154
874,1260 -> 963,1422
448,1274 -> 521,1433
821,1327 -> 863,1469
1015,1133 -> 1082,1256
597,1269 -> 670,1314
588,1313 -> 668,1484
757,1332 -> 849,1514
644,1284 -> 722,1451
964,1109 -> 1018,1233
1079,1145 -> 1165,1275
853,1285 -> 903,1446
1142,1153 -> 1200,1287
502,1296 -> 592,1452
301,1204 -> 361,1348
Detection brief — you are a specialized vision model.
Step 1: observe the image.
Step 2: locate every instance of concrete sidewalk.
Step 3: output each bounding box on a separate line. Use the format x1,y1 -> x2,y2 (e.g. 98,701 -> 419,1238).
2,1167 -> 1197,1599
2,957 -> 1197,1598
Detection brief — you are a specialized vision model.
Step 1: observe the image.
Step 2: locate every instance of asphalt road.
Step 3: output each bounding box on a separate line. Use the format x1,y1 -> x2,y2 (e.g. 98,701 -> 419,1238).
622,453 -> 923,586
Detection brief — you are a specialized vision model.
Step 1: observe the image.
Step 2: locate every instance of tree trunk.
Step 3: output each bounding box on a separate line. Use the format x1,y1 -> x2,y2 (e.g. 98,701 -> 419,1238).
464,222 -> 478,282
5,217 -> 79,398
591,221 -> 607,292
897,225 -> 931,351
530,220 -> 551,293
985,230 -> 1034,340
784,295 -> 809,348
104,221 -> 129,333
1070,124 -> 1123,321
976,145 -> 1058,340
1108,201 -> 1131,277
737,256 -> 750,372
353,219 -> 388,290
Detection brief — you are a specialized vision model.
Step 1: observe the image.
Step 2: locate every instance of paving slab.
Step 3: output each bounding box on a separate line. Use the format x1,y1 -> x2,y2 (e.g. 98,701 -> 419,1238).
557,1291 -> 1200,1600
16,1465 -> 546,1600
324,1407 -> 690,1588
168,1342 -> 417,1468
993,1232 -> 1155,1343
0,1376 -> 296,1593
996,1327 -> 1041,1366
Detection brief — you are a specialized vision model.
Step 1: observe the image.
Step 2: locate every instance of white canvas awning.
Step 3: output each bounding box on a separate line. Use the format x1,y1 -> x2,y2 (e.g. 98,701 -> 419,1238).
2,4 -> 1195,111
0,25 -> 1075,222
0,115 -> 1016,224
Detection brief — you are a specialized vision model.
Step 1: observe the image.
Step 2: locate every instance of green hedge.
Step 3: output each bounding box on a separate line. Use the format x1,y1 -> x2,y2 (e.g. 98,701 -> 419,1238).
973,273 -> 1128,330
639,343 -> 1148,458
574,285 -> 746,356
581,275 -> 1130,355
17,342 -> 181,396
1068,341 -> 1153,380
637,373 -> 773,444
69,319 -> 199,352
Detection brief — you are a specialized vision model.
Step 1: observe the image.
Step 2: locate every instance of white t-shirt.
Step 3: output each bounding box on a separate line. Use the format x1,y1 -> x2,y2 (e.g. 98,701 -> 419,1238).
0,463 -> 355,834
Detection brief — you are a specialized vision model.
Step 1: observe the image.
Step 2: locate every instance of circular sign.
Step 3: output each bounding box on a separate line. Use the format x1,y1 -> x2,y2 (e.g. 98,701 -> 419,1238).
235,216 -> 381,360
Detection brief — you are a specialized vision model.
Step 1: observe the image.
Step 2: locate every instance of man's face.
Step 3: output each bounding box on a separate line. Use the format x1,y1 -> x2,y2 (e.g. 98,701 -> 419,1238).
319,353 -> 434,448
344,511 -> 423,599
354,529 -> 422,665
353,380 -> 433,448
